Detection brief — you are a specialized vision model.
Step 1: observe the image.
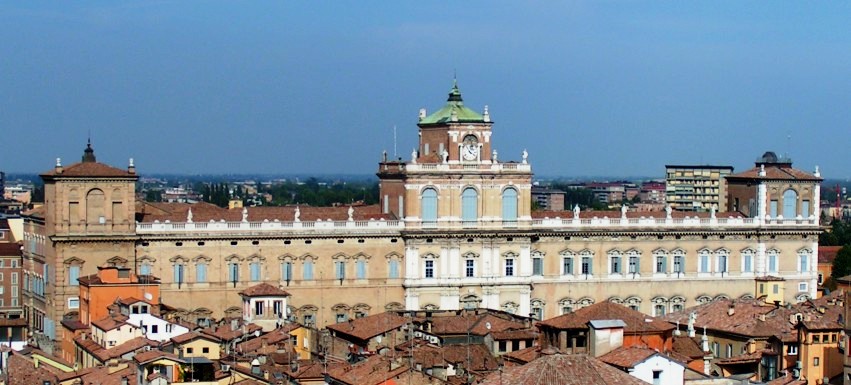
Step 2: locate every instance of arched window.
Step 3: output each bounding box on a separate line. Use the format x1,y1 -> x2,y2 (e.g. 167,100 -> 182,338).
502,188 -> 518,223
461,188 -> 478,224
783,189 -> 798,218
421,188 -> 438,224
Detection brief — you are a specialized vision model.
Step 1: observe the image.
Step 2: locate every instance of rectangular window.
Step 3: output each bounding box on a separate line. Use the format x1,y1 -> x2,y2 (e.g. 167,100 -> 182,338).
273,300 -> 283,317
769,255 -> 778,273
356,260 -> 366,279
68,266 -> 80,286
151,325 -> 159,333
68,297 -> 80,309
10,260 -> 16,268
628,256 -> 638,274
532,257 -> 543,276
282,262 -> 293,281
465,259 -> 475,278
250,262 -> 261,281
196,263 -> 207,283
11,286 -> 16,298
773,284 -> 779,294
228,263 -> 239,282
718,255 -> 727,273
814,357 -> 819,366
655,256 -> 666,273
505,259 -> 514,277
335,261 -> 346,279
186,347 -> 194,354
303,261 -> 314,280
202,347 -> 210,354
611,256 -> 621,274
10,273 -> 16,285
699,255 -> 710,273
743,255 -> 753,273
389,260 -> 400,278
770,200 -> 778,218
581,257 -> 592,275
255,301 -> 264,316
673,255 -> 683,273
303,314 -> 315,326
563,257 -> 573,275
173,264 -> 184,284
802,200 -> 811,218
787,344 -> 798,355
799,255 -> 809,272
140,263 -> 152,276
799,282 -> 808,292
424,260 -> 434,278
336,313 -> 347,323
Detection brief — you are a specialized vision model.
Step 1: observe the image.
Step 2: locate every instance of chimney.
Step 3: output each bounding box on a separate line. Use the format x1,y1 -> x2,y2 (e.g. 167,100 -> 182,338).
128,158 -> 135,174
231,319 -> 239,331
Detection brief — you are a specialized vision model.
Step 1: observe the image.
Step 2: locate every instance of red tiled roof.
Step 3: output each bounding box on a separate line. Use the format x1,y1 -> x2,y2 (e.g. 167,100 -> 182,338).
479,353 -> 647,385
429,312 -> 528,336
327,312 -> 408,341
0,242 -> 21,256
136,202 -> 394,223
716,349 -> 775,365
726,165 -> 821,181
671,336 -> 705,359
202,322 -> 262,341
538,301 -> 674,333
133,349 -> 182,364
599,346 -> 660,369
7,352 -> 61,385
92,315 -> 130,332
239,282 -> 291,297
326,355 -> 409,385
502,345 -> 544,364
171,331 -> 221,344
818,246 -> 842,264
490,329 -> 538,340
41,161 -> 137,178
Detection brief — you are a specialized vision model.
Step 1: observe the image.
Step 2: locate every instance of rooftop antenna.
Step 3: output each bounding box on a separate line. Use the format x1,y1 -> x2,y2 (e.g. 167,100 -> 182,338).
393,125 -> 397,158
786,133 -> 791,160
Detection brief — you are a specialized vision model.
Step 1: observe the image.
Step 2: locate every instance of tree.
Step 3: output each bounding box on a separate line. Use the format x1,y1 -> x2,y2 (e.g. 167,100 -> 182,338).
830,245 -> 851,279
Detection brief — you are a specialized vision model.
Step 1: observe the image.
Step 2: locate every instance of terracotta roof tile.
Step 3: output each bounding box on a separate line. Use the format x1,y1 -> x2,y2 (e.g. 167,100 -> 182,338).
239,282 -> 291,297
41,161 -> 137,178
726,165 -> 821,181
599,346 -> 659,369
429,312 -> 528,336
479,353 -> 647,385
171,330 -> 221,344
327,312 -> 408,341
538,301 -> 674,333
136,202 -> 393,223
671,335 -> 705,359
819,246 -> 842,264
133,349 -> 182,364
0,242 -> 21,255
92,315 -> 131,332
326,354 -> 409,385
532,210 -> 744,220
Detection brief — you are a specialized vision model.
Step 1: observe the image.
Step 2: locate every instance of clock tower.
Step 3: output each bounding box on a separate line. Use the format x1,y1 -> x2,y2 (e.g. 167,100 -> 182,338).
377,81 -> 532,226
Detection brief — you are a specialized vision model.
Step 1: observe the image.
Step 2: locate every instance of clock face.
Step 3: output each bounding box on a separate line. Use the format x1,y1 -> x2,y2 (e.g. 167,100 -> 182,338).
462,135 -> 479,161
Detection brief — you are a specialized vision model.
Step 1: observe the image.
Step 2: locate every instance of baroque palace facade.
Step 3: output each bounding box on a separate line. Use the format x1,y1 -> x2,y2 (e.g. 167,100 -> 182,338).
22,84 -> 822,355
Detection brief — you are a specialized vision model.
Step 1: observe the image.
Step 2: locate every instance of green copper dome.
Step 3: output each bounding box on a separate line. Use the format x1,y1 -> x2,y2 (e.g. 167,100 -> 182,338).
419,81 -> 485,125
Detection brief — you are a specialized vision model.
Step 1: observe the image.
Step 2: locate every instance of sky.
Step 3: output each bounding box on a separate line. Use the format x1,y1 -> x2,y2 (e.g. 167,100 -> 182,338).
2,2 -> 851,178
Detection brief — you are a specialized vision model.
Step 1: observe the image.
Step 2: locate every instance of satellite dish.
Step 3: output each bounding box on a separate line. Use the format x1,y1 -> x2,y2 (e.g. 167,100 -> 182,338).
485,322 -> 492,330
144,292 -> 153,301
376,335 -> 383,343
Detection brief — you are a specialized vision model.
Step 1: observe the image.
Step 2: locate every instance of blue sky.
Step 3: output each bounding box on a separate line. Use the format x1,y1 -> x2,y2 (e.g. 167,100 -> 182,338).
3,2 -> 851,177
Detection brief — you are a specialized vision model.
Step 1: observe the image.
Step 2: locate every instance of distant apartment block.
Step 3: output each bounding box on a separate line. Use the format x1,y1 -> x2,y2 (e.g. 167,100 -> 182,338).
665,165 -> 733,212
531,186 -> 565,211
0,242 -> 22,319
639,181 -> 666,204
586,182 -> 637,204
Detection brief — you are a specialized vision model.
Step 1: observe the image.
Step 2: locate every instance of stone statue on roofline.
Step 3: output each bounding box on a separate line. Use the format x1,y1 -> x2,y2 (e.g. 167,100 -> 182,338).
348,206 -> 354,221
441,149 -> 449,164
573,204 -> 580,220
187,208 -> 193,223
294,206 -> 301,222
242,207 -> 248,222
521,149 -> 528,164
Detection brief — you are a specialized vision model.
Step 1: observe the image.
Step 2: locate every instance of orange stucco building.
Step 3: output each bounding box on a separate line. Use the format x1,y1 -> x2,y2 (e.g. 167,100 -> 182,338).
78,266 -> 160,326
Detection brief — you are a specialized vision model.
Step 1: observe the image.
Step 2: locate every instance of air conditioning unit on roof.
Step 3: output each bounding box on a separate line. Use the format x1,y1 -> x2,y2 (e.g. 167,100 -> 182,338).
221,364 -> 231,372
414,331 -> 423,339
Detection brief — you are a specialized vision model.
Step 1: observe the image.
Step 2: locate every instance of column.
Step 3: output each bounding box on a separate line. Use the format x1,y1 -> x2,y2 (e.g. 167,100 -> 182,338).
756,243 -> 766,275
519,288 -> 531,316
448,246 -> 460,278
519,245 -> 532,277
813,184 -> 821,225
405,290 -> 419,310
757,182 -> 767,224
439,247 -> 449,278
405,246 -> 419,279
